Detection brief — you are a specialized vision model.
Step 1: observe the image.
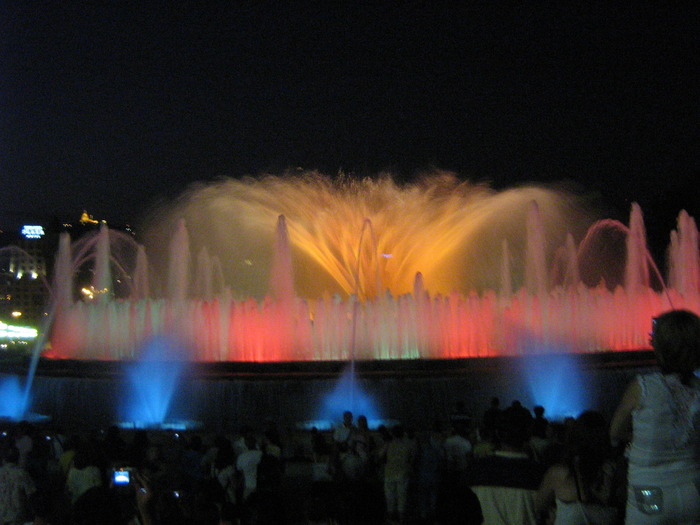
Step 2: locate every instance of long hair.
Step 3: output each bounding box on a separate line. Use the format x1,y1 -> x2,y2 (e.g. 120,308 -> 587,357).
652,309 -> 700,384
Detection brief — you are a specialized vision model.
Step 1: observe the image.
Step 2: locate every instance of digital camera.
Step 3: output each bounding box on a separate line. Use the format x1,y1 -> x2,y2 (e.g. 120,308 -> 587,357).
112,468 -> 132,485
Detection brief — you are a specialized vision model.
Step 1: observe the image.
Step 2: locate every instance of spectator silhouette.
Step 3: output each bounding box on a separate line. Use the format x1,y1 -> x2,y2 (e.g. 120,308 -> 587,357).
482,397 -> 501,436
467,405 -> 543,525
415,429 -> 442,522
532,405 -> 548,439
380,425 -> 415,524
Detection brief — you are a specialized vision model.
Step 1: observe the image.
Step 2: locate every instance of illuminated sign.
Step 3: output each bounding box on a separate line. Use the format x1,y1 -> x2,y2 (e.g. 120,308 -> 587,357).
21,225 -> 45,239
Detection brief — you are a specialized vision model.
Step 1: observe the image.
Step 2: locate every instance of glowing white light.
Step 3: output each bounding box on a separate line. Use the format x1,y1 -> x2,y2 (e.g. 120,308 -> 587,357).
0,320 -> 38,340
21,225 -> 45,239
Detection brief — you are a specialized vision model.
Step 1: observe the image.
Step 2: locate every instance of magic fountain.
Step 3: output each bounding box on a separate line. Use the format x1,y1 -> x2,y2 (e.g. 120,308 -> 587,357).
42,173 -> 699,363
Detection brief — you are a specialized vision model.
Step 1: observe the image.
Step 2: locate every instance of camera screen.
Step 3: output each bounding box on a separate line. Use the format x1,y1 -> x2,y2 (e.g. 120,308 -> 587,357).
113,469 -> 130,485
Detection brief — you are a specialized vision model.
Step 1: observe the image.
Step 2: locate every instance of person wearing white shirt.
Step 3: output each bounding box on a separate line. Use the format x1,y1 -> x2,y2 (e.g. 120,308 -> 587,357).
236,435 -> 263,501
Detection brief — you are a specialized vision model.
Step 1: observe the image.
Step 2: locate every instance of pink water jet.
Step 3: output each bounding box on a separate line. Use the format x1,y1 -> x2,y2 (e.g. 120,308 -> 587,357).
45,174 -> 699,362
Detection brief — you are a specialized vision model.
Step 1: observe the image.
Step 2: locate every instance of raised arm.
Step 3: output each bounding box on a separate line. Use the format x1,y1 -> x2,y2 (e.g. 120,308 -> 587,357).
610,378 -> 641,443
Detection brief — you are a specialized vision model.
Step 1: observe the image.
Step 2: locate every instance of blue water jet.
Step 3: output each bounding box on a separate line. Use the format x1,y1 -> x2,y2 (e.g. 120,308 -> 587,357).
522,351 -> 588,420
0,375 -> 27,420
316,365 -> 381,426
119,336 -> 186,428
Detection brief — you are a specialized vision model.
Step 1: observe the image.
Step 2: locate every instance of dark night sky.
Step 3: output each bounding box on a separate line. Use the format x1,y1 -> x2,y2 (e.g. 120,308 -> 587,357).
1,3 -> 698,253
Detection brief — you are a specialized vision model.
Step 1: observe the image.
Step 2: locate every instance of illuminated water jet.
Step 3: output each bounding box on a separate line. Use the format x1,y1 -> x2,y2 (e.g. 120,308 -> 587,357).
117,336 -> 200,430
0,375 -> 26,420
0,246 -> 51,421
0,375 -> 50,423
41,173 -> 699,363
522,351 -> 587,420
142,173 -> 592,299
314,365 -> 382,428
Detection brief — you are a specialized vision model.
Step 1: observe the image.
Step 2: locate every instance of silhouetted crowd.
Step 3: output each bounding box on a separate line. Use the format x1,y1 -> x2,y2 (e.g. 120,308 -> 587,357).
0,399 -> 628,525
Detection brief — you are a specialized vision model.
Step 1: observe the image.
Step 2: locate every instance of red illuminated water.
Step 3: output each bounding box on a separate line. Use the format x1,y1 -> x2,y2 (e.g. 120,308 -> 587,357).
45,174 -> 700,362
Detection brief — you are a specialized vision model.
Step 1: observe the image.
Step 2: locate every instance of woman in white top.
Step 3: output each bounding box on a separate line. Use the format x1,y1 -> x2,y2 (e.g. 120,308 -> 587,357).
610,309 -> 700,524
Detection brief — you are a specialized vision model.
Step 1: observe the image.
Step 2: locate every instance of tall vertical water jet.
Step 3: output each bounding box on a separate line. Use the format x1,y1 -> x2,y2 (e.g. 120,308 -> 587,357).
268,215 -> 297,360
526,201 -> 548,295
668,210 -> 700,296
355,218 -> 383,301
167,219 -> 191,301
500,240 -> 513,299
625,203 -> 650,293
563,233 -> 580,288
132,246 -> 150,300
93,224 -> 113,302
194,247 -> 213,299
270,215 -> 295,302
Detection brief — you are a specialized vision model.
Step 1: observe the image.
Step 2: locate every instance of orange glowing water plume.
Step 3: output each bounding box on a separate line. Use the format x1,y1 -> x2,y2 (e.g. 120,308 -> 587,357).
143,171 -> 588,300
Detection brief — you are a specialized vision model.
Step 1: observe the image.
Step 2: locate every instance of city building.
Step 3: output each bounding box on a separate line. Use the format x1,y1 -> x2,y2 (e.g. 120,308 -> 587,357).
0,210 -> 136,332
0,222 -> 54,329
